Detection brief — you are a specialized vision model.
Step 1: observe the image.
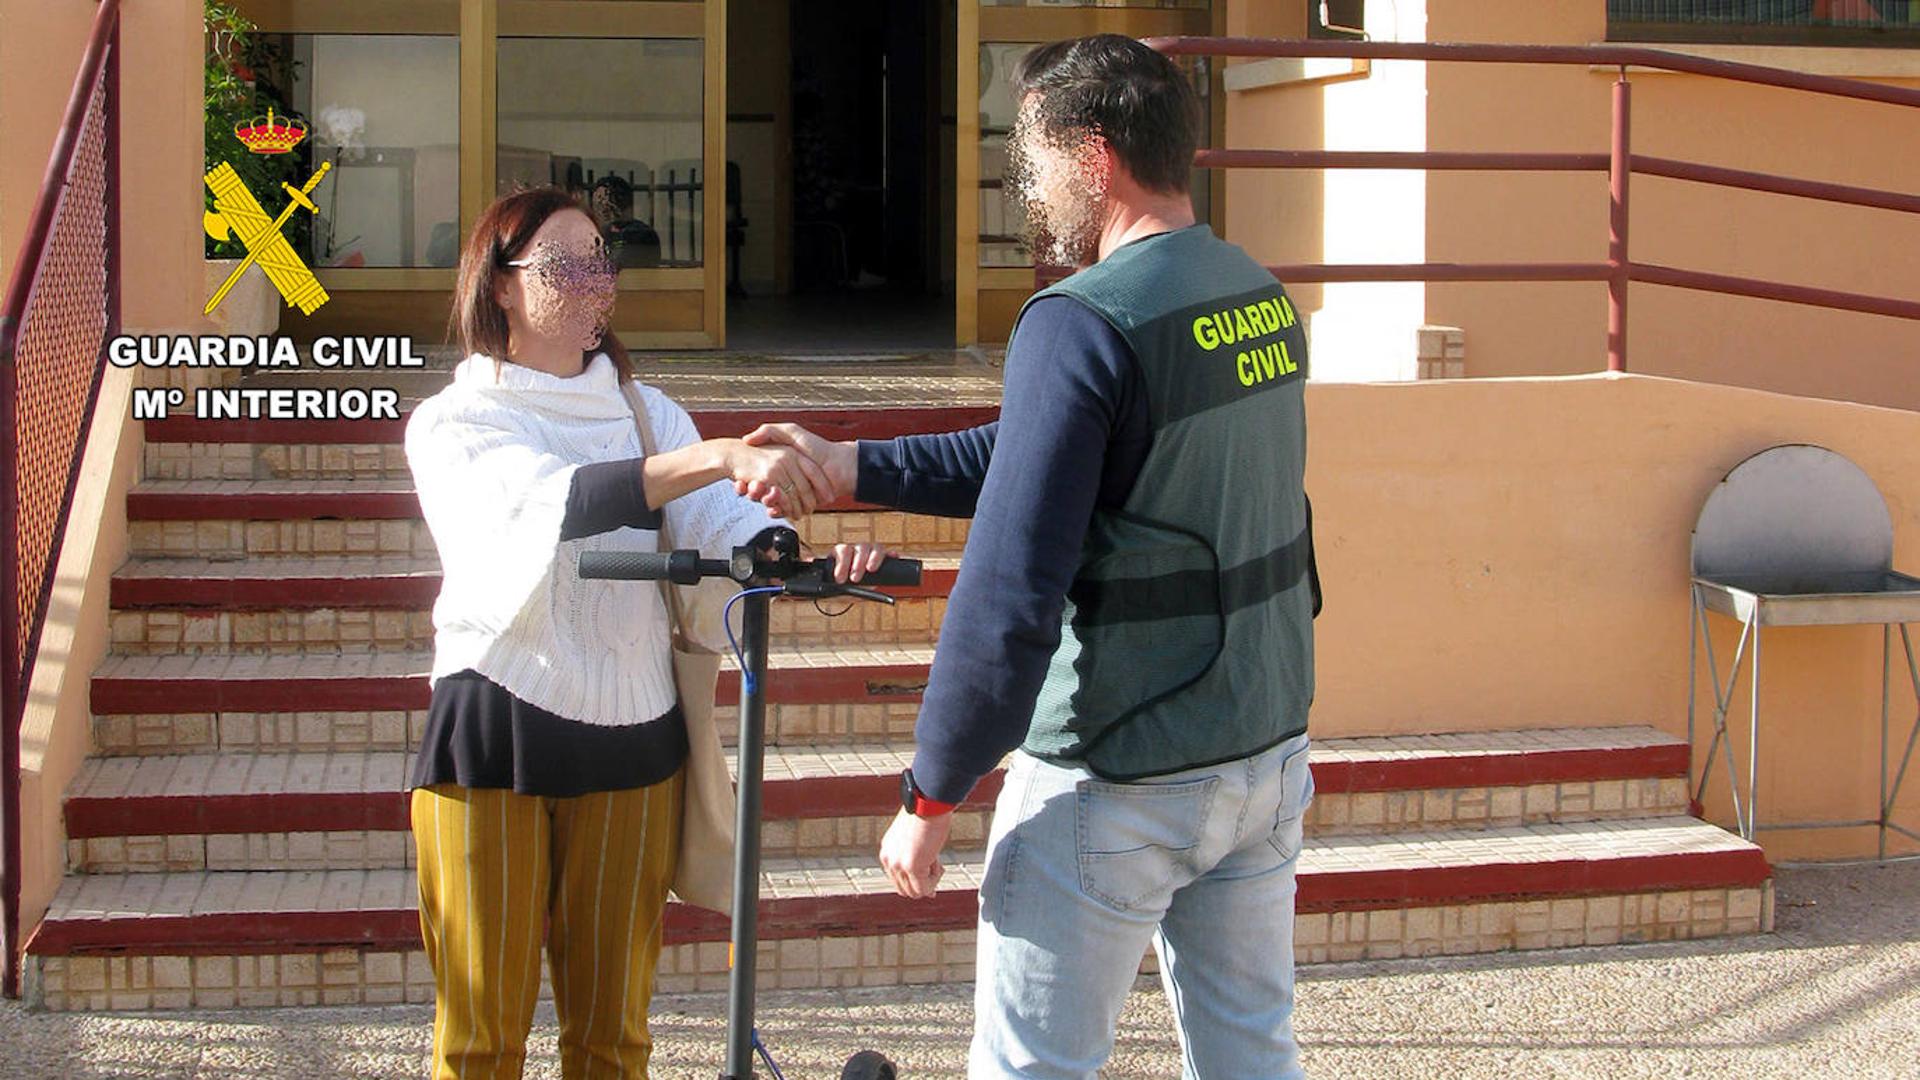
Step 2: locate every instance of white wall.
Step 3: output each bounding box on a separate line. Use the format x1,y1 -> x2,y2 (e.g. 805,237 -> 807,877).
1309,0 -> 1427,383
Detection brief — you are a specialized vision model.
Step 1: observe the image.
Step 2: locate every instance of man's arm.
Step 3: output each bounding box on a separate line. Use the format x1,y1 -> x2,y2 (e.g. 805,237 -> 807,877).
744,421 -> 1000,519
853,423 -> 998,517
905,298 -> 1137,805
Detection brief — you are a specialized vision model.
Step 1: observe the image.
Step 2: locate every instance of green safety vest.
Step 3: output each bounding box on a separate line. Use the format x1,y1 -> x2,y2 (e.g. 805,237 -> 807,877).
1022,224 -> 1316,780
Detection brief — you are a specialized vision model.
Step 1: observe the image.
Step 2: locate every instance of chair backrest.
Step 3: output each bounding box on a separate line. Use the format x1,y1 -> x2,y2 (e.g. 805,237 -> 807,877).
1691,444 -> 1894,580
654,158 -> 705,261
657,158 -> 703,199
583,157 -> 651,188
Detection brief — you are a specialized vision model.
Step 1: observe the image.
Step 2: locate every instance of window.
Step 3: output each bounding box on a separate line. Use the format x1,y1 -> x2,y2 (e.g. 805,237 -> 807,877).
497,37 -> 707,268
1608,1 -> 1920,46
286,35 -> 461,269
1310,0 -> 1368,39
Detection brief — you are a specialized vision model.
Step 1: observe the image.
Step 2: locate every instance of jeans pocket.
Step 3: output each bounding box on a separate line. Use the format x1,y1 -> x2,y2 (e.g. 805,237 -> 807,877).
1076,774 -> 1220,914
1266,741 -> 1316,862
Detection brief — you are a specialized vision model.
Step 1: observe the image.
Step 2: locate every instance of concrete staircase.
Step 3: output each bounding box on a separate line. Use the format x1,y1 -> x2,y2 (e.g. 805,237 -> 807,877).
24,360 -> 1772,1012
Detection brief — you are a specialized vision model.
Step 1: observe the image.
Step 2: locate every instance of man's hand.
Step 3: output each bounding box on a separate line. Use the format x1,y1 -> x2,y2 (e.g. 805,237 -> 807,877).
741,423 -> 857,503
714,438 -> 833,519
879,808 -> 952,900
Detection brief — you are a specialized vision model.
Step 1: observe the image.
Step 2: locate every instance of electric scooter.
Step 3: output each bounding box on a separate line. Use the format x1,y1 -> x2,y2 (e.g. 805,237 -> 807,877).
580,527 -> 918,1080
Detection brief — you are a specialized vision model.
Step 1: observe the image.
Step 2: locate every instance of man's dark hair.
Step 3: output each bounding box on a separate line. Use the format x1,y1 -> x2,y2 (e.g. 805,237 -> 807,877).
1013,34 -> 1201,195
591,174 -> 635,217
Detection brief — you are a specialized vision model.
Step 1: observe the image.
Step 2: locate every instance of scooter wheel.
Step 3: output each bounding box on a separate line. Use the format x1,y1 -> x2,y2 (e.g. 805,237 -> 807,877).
840,1050 -> 898,1080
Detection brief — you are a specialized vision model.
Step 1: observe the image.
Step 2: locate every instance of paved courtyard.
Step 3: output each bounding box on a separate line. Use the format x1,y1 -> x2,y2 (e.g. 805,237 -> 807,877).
3,862 -> 1916,1079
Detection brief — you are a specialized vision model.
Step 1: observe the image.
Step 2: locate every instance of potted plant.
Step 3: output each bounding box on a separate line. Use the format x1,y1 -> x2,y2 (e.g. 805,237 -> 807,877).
203,1 -> 305,335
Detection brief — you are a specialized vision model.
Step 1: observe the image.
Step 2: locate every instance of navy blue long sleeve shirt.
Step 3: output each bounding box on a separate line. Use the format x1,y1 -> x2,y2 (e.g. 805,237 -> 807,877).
856,295 -> 1153,804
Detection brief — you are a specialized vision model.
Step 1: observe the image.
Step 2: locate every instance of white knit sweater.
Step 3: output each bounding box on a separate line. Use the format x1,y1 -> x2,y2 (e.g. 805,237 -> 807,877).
404,352 -> 769,726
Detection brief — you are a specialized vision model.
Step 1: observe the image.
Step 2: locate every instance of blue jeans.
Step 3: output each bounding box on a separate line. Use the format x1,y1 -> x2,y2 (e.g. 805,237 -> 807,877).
969,732 -> 1315,1080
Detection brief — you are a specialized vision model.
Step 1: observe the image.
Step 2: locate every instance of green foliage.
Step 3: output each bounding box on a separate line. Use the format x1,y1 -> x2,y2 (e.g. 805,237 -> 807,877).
204,0 -> 310,259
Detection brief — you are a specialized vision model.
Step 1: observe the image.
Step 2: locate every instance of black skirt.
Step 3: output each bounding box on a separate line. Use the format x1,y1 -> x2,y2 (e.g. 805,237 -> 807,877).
410,668 -> 690,798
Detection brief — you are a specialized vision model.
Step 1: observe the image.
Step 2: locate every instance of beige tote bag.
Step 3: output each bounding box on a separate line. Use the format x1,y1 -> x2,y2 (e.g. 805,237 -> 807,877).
622,381 -> 736,914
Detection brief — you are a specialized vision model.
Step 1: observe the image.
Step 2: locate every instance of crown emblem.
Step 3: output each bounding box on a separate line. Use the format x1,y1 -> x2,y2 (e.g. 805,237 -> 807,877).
233,106 -> 309,154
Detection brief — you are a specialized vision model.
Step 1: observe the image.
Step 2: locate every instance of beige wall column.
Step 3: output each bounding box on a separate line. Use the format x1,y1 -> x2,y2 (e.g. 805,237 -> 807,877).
4,0 -> 202,328
0,1 -> 92,289
1221,0 -> 1320,338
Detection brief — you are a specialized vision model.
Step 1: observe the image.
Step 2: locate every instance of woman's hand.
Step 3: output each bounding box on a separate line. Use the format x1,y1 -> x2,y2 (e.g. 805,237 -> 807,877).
831,542 -> 896,584
742,423 -> 857,497
716,438 -> 834,519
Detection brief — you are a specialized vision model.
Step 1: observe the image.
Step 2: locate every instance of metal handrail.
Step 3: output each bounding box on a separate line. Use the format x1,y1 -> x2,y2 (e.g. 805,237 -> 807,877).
1144,37 -> 1920,108
0,0 -> 121,1001
1036,36 -> 1920,373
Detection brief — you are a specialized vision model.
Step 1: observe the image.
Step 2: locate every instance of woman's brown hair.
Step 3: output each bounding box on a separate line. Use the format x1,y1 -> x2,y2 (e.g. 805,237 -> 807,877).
447,186 -> 634,381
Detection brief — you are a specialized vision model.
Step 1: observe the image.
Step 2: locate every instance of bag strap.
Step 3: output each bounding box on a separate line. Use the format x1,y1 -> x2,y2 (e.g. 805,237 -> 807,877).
619,379 -> 694,645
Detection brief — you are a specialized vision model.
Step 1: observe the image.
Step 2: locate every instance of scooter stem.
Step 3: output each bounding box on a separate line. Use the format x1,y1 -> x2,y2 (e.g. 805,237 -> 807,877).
722,588 -> 772,1079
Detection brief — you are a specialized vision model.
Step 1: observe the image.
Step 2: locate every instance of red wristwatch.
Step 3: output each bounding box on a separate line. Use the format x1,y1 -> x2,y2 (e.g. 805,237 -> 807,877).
900,768 -> 956,818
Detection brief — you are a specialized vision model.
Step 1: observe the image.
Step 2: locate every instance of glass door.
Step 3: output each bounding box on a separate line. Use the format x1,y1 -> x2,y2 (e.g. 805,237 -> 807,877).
242,0 -> 730,348
493,1 -> 728,348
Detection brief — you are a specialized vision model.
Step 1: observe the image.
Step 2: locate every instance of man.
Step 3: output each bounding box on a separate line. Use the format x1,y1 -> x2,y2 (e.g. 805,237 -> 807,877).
589,174 -> 662,268
746,34 -> 1319,1079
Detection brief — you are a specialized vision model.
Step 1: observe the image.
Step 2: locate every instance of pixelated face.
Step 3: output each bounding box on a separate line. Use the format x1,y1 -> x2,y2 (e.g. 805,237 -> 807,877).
1004,93 -> 1110,267
502,209 -> 619,351
590,185 -> 632,226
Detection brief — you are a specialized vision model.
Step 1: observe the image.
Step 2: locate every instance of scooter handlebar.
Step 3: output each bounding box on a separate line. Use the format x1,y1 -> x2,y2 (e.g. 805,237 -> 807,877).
579,549 -> 923,590
578,549 -> 722,584
833,556 -> 922,588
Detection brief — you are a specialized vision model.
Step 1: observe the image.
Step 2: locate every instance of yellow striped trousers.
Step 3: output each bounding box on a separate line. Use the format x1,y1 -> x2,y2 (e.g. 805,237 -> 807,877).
412,772 -> 684,1080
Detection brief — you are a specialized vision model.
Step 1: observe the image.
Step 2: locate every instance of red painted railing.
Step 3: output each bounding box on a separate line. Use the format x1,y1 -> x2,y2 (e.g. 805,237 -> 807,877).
0,0 -> 121,1000
1039,37 -> 1920,373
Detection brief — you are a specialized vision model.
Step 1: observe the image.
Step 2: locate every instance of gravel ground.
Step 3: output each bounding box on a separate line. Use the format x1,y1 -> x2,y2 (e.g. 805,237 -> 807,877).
4,863 -> 1916,1079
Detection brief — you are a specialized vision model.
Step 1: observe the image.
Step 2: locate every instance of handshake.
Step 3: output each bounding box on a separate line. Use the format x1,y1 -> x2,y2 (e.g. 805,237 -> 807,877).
714,422 -> 897,582
717,422 -> 855,521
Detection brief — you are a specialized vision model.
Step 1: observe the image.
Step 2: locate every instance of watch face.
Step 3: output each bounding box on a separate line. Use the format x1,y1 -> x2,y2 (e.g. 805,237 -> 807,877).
900,769 -> 916,813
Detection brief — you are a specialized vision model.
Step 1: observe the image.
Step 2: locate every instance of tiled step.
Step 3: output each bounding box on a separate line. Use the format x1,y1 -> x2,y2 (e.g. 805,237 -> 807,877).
63,729 -> 1693,871
107,554 -> 961,653
126,480 -> 421,522
109,556 -> 440,655
127,478 -> 904,525
88,700 -> 934,757
90,647 -> 935,716
129,502 -> 967,560
142,405 -> 1002,482
111,555 -> 961,609
27,817 -> 1772,1011
111,556 -> 445,609
61,746 -> 1000,871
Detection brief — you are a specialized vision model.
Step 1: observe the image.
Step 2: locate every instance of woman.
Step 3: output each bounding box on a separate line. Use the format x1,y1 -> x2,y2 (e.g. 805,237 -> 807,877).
405,187 -> 885,1079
